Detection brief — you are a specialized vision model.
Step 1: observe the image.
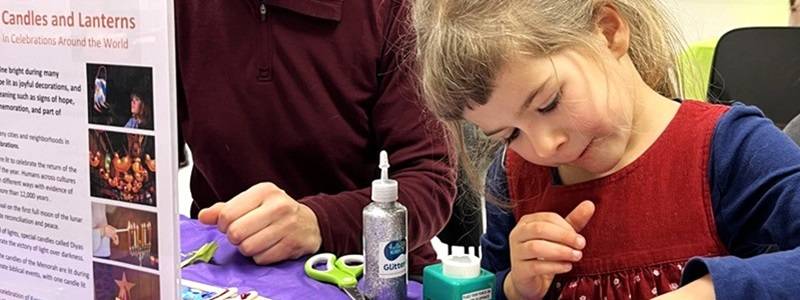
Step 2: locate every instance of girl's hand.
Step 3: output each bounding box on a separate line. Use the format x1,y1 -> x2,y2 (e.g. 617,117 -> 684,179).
504,201 -> 595,300
652,275 -> 715,300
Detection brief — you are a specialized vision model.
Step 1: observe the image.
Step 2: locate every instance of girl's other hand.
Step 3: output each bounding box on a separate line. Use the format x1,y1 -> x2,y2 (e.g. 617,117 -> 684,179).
505,201 -> 595,300
652,274 -> 715,300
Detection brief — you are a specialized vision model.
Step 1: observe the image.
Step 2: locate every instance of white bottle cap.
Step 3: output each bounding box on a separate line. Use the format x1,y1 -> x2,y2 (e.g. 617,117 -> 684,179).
371,150 -> 398,202
442,254 -> 481,279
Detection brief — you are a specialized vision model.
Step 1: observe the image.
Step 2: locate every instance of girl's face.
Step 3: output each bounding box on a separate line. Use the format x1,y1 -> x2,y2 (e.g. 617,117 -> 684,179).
791,1 -> 799,26
463,49 -> 635,176
130,95 -> 142,115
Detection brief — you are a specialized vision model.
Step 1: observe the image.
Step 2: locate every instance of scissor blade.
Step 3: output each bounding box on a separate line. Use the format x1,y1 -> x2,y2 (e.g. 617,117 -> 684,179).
342,287 -> 366,300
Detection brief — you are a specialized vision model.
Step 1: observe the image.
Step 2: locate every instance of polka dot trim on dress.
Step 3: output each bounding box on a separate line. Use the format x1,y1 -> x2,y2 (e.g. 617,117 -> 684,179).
545,261 -> 687,300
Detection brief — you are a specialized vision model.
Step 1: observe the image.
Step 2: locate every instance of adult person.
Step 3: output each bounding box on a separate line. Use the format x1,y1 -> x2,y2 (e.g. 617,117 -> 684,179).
174,0 -> 456,276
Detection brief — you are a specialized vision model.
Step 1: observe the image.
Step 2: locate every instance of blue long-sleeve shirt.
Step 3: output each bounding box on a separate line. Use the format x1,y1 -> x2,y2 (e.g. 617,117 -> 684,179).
482,103 -> 800,299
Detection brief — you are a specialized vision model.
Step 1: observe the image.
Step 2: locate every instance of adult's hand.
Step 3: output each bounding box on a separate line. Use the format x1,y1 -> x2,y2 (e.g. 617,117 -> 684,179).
198,182 -> 322,265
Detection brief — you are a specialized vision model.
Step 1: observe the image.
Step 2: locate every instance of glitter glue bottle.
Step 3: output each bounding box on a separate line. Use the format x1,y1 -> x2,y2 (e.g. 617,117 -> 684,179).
363,150 -> 407,299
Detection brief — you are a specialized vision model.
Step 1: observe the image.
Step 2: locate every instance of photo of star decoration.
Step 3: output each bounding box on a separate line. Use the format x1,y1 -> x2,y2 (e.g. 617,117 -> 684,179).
115,272 -> 136,300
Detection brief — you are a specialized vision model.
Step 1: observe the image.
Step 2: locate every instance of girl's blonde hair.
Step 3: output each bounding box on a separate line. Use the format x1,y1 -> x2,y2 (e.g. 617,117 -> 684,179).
412,0 -> 686,195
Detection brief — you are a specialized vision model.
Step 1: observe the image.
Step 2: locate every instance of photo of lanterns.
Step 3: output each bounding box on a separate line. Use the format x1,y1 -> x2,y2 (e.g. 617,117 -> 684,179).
91,203 -> 159,269
89,129 -> 156,206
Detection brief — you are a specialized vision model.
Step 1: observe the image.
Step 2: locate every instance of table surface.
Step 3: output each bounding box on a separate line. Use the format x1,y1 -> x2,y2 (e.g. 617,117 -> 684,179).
180,216 -> 423,299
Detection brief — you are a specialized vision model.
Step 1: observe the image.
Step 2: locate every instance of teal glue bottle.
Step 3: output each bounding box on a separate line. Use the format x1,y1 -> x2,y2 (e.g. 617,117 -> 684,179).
423,254 -> 495,300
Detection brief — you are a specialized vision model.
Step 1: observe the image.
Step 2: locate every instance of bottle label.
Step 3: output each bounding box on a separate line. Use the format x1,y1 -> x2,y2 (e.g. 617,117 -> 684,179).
462,288 -> 492,300
378,239 -> 406,278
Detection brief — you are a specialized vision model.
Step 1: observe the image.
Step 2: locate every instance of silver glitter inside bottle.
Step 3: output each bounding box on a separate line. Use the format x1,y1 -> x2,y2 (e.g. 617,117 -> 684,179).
363,150 -> 407,300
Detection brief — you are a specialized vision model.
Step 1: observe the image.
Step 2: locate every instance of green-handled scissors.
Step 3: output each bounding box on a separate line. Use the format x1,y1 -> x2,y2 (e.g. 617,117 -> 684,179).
304,253 -> 365,300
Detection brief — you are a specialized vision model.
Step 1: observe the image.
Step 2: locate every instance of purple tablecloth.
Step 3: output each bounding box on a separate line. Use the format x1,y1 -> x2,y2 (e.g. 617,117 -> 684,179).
180,216 -> 423,299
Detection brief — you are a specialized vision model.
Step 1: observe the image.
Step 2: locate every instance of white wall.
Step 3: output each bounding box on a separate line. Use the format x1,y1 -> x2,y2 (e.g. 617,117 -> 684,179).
665,0 -> 789,43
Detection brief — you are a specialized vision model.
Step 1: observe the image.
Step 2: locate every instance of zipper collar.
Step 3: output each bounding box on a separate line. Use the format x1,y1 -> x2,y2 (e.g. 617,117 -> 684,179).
247,0 -> 344,22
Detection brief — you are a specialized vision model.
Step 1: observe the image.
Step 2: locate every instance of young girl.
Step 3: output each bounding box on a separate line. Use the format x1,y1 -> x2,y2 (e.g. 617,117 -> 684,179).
413,0 -> 800,299
124,92 -> 151,129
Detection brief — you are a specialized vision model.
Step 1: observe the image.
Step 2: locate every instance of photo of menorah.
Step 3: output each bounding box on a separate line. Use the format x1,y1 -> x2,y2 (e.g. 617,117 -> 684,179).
124,221 -> 152,266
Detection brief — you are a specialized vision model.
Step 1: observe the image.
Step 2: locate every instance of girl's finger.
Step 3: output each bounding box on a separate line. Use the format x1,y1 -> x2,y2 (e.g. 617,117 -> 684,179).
516,239 -> 583,262
516,259 -> 574,276
511,220 -> 586,250
519,211 -> 573,231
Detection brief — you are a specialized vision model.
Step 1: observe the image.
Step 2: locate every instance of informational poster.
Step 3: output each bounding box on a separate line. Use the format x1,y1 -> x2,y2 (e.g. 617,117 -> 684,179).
0,1 -> 179,299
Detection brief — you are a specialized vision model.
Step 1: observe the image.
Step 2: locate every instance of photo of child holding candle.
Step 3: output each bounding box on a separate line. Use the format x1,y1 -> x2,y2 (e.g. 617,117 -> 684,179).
87,63 -> 155,131
90,202 -> 159,270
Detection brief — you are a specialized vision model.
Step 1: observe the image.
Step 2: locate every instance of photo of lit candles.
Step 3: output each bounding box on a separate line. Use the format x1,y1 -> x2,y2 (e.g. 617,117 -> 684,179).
126,221 -> 153,266
91,202 -> 159,270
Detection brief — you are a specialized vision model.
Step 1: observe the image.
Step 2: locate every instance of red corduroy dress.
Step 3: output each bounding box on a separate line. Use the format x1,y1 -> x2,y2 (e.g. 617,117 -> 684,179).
505,101 -> 729,299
